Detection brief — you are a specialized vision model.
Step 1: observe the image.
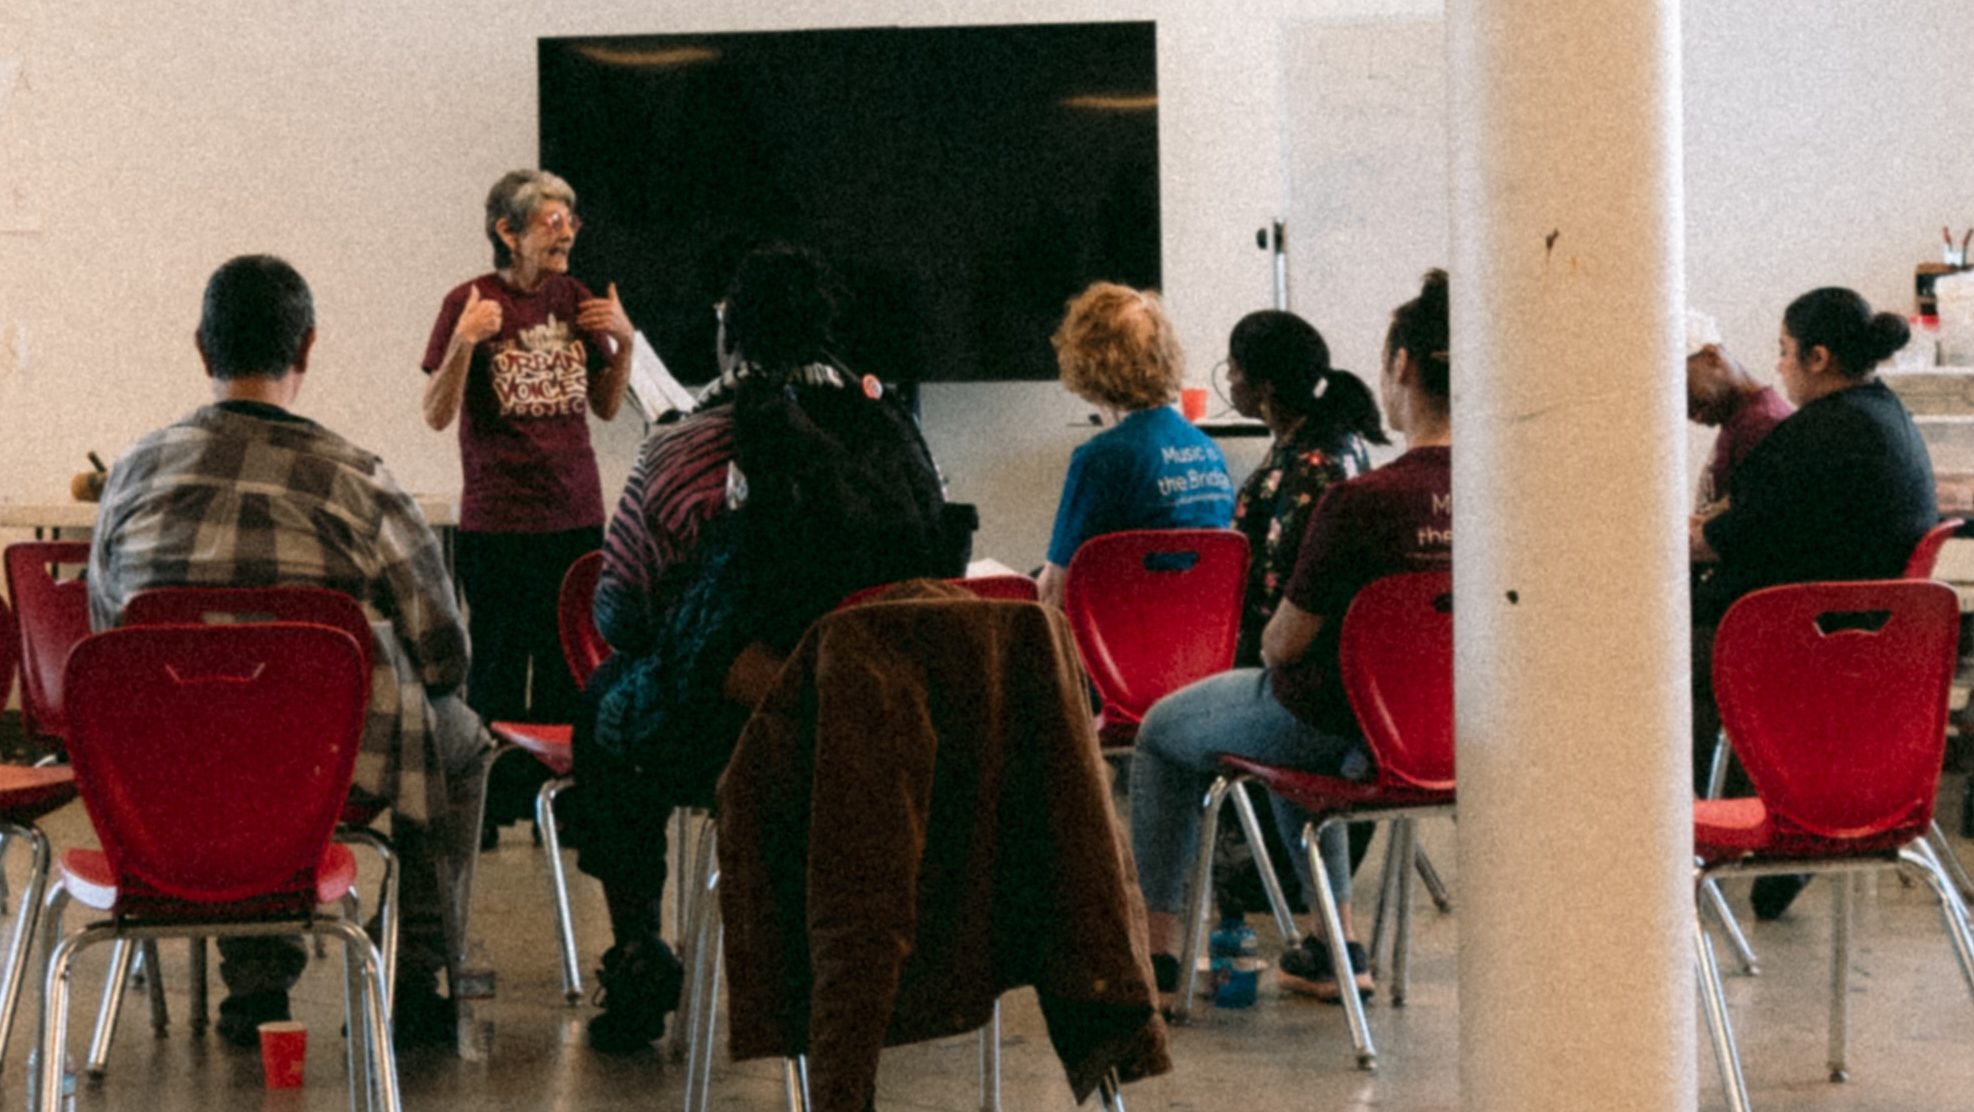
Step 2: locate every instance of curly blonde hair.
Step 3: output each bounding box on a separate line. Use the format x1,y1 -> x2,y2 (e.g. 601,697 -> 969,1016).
1052,282 -> 1185,411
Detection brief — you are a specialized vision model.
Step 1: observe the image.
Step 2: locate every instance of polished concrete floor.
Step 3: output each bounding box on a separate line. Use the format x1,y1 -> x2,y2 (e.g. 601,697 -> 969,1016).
7,778 -> 1974,1110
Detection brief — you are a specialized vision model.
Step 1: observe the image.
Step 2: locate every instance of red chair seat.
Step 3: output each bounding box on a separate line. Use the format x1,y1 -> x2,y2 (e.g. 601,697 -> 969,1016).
1096,716 -> 1138,748
59,843 -> 360,915
0,766 -> 77,823
1693,796 -> 1922,864
490,721 -> 575,777
339,794 -> 390,829
1217,753 -> 1454,814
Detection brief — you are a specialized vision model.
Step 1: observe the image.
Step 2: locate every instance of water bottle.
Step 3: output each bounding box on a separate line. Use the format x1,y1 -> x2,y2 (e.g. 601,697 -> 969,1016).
1207,905 -> 1259,1008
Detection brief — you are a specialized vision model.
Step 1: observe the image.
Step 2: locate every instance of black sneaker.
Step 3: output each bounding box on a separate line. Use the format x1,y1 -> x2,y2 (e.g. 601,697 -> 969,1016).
1276,937 -> 1374,1004
1752,874 -> 1809,921
392,984 -> 457,1050
587,937 -> 685,1054
214,990 -> 290,1048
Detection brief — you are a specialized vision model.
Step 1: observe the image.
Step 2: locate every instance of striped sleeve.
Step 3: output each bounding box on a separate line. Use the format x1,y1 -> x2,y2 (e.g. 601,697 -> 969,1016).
595,410 -> 735,654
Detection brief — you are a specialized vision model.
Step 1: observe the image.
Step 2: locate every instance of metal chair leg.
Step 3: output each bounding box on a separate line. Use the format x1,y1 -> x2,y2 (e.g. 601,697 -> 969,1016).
84,938 -> 133,1075
0,822 -> 49,1068
1928,819 -> 1974,902
536,774 -> 583,1004
977,998 -> 1002,1112
1174,776 -> 1236,1021
1701,878 -> 1761,975
1414,842 -> 1452,913
318,916 -> 403,1112
673,813 -> 721,1062
339,827 -> 400,1011
1098,1069 -> 1128,1112
1695,909 -> 1752,1112
1368,823 -> 1404,977
1227,781 -> 1298,944
683,837 -> 722,1112
781,1054 -> 811,1112
1706,731 -> 1732,800
188,938 -> 209,1032
1391,820 -> 1416,1007
1899,841 -> 1974,999
141,940 -> 169,1035
1307,819 -> 1375,1070
1828,869 -> 1852,1083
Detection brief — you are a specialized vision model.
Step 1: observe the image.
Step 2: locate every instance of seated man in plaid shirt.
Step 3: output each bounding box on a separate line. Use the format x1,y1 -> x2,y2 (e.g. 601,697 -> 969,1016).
87,254 -> 489,1048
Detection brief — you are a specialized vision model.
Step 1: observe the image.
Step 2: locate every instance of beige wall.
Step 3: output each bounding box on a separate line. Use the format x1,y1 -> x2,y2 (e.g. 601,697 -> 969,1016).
1,0 -> 1970,565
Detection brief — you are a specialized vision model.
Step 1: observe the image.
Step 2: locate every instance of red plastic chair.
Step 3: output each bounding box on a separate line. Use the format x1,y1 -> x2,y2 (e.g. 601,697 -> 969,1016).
3,542 -> 92,748
557,550 -> 610,688
1904,518 -> 1965,579
108,586 -> 402,1056
0,593 -> 18,714
837,573 -> 1041,610
1174,571 -> 1454,1071
43,623 -> 398,1112
1693,580 -> 1974,1109
487,550 -> 612,1003
1061,529 -> 1249,750
0,763 -> 77,1076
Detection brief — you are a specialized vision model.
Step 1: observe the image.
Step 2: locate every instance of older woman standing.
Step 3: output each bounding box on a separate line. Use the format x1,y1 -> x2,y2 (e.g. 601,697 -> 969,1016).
1036,282 -> 1234,607
420,170 -> 634,748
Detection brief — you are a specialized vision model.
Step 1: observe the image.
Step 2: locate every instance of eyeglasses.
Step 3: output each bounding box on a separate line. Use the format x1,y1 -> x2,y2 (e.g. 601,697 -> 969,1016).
531,209 -> 583,235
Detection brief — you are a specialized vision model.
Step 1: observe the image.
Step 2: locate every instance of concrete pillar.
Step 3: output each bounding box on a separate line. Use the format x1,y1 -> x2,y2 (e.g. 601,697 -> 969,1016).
1447,2 -> 1696,1109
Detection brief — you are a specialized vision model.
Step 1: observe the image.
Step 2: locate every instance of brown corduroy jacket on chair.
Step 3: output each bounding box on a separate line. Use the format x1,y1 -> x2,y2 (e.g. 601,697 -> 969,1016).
716,584 -> 1171,1111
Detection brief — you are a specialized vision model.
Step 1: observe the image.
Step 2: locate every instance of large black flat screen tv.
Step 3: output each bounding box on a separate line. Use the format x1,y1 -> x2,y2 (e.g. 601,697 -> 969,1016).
539,22 -> 1160,385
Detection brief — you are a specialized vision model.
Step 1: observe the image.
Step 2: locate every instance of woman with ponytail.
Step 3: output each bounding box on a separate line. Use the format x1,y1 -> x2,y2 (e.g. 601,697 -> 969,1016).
1691,285 -> 1938,920
1224,310 -> 1387,666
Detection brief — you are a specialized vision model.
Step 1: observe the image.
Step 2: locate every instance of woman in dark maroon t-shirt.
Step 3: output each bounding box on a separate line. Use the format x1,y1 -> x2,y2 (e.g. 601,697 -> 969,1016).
1128,269 -> 1452,1007
419,170 -> 634,742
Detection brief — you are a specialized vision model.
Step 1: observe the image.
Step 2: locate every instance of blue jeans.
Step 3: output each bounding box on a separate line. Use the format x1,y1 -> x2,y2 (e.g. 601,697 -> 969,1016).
1129,668 -> 1370,914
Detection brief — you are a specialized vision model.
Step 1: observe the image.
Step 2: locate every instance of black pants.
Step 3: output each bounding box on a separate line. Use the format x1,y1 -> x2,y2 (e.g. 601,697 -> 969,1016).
569,653 -> 741,939
455,527 -> 602,724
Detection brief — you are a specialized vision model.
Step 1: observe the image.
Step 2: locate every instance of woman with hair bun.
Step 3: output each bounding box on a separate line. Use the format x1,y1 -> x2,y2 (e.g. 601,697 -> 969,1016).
1693,286 -> 1936,621
1691,285 -> 1937,920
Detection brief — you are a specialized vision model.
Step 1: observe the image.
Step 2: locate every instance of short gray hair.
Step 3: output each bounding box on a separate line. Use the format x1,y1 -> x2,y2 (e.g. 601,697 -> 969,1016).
484,170 -> 577,268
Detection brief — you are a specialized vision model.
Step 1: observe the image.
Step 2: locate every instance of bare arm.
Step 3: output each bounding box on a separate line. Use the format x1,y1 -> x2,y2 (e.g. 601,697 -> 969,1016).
423,284 -> 501,431
1260,597 -> 1323,669
579,282 -> 635,421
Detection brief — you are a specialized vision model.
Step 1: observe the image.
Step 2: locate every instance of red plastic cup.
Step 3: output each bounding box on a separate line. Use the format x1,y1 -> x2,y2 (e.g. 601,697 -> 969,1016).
1181,386 -> 1208,421
258,1020 -> 307,1089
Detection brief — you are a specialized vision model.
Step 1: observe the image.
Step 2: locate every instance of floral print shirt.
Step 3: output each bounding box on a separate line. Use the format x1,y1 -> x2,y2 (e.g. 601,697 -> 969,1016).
1231,420 -> 1371,666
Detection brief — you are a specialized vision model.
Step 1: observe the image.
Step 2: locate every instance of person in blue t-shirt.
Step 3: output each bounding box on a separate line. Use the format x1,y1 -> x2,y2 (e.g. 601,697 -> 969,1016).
1036,282 -> 1234,606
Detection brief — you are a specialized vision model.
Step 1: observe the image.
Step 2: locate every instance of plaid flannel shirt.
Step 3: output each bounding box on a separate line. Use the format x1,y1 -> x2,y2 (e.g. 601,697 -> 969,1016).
87,404 -> 469,822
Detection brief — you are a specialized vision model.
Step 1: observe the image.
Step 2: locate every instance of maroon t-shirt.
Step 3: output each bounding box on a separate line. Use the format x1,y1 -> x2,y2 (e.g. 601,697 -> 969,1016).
422,273 -> 611,533
1696,385 -> 1793,518
1269,446 -> 1452,735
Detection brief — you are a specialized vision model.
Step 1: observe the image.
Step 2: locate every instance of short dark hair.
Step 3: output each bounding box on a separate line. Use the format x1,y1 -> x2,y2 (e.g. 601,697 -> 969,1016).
1229,309 -> 1386,445
197,255 -> 314,380
1783,286 -> 1909,379
1386,268 -> 1451,399
723,244 -> 840,372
